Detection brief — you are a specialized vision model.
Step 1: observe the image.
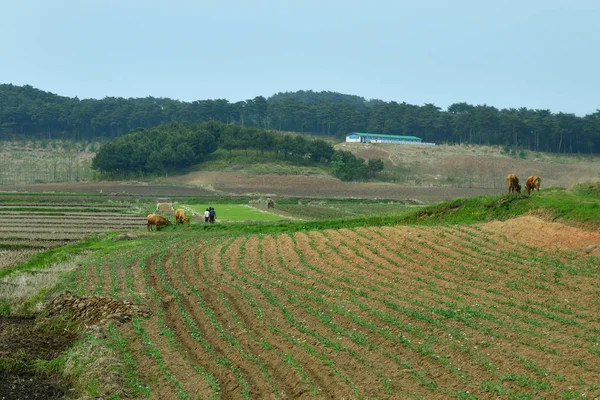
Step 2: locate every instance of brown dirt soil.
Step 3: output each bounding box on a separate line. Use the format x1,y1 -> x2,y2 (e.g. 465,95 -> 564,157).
0,316 -> 77,361
172,170 -> 498,201
0,316 -> 76,400
0,371 -> 69,400
483,216 -> 600,255
3,175 -> 497,202
73,217 -> 600,398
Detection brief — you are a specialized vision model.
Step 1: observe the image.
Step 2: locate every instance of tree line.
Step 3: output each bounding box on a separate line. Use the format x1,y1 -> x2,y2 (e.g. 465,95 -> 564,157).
1,84 -> 598,153
92,121 -> 376,181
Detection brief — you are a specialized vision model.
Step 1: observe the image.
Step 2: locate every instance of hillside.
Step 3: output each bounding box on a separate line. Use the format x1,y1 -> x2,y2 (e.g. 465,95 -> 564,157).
1,187 -> 599,399
337,142 -> 600,189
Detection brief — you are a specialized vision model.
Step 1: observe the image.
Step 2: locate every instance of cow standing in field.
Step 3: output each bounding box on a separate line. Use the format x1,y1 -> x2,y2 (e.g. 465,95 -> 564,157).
506,174 -> 521,193
147,214 -> 172,231
525,176 -> 541,195
175,209 -> 190,225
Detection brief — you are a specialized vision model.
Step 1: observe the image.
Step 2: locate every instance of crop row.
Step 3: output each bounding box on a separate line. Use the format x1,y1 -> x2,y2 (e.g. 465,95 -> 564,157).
81,224 -> 600,398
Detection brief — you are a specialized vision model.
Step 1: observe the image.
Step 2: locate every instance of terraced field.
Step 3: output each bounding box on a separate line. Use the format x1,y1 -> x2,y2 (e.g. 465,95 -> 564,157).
0,198 -> 146,269
77,218 -> 600,399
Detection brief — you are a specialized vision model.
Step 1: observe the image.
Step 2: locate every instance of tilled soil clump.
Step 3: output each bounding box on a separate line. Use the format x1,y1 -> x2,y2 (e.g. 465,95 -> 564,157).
45,291 -> 151,326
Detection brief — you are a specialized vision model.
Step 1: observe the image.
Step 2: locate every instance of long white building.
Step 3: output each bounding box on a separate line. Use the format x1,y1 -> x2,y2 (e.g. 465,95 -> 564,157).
345,132 -> 431,144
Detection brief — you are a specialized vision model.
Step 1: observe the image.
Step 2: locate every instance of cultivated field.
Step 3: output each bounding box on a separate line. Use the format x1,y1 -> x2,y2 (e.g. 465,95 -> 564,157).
0,195 -> 146,270
2,183 -> 599,399
74,216 -> 600,399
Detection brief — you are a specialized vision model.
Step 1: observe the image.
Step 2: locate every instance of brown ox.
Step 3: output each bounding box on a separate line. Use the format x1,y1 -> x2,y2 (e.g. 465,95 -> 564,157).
525,176 -> 541,195
175,209 -> 190,225
147,214 -> 172,231
506,174 -> 521,194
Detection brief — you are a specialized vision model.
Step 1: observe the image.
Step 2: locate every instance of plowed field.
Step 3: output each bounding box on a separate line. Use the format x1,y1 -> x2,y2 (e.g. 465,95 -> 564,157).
0,196 -> 147,271
80,217 -> 600,399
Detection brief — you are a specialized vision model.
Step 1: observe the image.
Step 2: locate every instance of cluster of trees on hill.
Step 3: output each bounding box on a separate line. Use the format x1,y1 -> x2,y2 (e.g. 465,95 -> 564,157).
2,84 -> 599,153
91,122 -> 218,175
92,121 -> 377,180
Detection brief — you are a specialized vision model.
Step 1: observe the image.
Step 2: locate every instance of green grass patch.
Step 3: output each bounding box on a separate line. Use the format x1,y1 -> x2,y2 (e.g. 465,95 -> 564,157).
187,204 -> 289,222
397,187 -> 600,227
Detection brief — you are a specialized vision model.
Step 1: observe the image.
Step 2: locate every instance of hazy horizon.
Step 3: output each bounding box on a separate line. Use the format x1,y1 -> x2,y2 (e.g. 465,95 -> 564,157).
1,0 -> 598,116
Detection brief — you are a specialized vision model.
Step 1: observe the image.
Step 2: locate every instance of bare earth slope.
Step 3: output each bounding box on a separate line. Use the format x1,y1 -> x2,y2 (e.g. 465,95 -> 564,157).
339,143 -> 600,189
170,171 -> 498,201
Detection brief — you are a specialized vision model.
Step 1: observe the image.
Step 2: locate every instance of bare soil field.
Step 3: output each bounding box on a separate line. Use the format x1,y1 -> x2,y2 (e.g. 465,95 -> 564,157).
338,143 -> 600,189
78,216 -> 600,399
1,182 -> 214,197
0,199 -> 147,271
171,171 -> 498,201
0,177 -> 499,202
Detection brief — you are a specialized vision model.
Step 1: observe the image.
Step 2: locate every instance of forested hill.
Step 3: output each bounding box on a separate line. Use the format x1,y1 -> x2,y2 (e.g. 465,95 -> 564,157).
1,83 -> 599,153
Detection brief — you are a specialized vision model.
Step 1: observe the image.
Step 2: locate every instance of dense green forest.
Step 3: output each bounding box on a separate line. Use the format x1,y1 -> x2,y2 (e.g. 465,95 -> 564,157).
1,84 -> 599,153
91,121 -> 375,181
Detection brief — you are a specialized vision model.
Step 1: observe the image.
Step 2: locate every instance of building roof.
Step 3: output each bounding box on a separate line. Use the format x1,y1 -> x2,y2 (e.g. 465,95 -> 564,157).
348,132 -> 422,140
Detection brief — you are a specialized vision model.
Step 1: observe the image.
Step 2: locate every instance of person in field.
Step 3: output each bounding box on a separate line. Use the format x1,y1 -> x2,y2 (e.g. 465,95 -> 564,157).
209,207 -> 216,223
204,208 -> 210,223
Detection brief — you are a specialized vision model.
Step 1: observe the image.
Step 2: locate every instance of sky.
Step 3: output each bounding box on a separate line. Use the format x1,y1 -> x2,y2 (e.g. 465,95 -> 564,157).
1,0 -> 598,115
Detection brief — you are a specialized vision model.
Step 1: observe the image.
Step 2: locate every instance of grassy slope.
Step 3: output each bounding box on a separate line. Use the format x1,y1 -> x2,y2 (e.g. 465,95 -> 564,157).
399,183 -> 599,227
166,184 -> 599,235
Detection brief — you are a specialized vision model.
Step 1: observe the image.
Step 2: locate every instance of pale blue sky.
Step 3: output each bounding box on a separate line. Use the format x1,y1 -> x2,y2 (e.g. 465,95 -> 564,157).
1,0 -> 598,115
